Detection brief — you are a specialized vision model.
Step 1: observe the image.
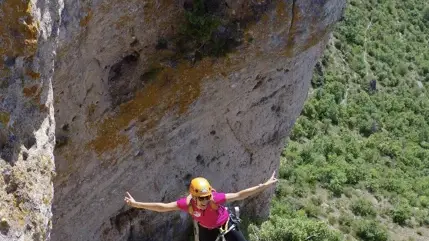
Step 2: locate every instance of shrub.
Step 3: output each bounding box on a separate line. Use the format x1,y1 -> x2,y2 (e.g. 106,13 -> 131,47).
392,204 -> 411,225
275,181 -> 293,198
397,63 -> 408,76
178,0 -> 241,57
310,196 -> 324,206
354,220 -> 389,241
423,7 -> 429,22
338,213 -> 354,228
248,216 -> 342,241
414,209 -> 429,226
419,196 -> 429,208
351,198 -> 377,217
181,0 -> 220,45
345,166 -> 367,185
328,215 -> 337,225
303,202 -> 321,218
317,167 -> 347,196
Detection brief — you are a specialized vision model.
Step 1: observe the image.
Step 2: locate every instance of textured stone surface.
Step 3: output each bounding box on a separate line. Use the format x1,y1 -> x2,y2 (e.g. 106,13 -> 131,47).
50,0 -> 345,240
0,0 -> 63,240
1,0 -> 345,240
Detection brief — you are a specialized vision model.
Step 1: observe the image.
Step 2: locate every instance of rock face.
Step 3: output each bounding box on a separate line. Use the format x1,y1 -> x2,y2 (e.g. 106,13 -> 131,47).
0,0 -> 63,240
1,0 -> 345,240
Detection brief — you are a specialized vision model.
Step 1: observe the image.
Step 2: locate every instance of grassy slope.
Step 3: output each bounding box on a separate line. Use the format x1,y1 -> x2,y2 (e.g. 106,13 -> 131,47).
249,0 -> 429,240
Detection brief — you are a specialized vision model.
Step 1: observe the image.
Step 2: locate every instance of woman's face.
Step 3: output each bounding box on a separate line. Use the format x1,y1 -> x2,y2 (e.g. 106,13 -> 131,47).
195,195 -> 211,210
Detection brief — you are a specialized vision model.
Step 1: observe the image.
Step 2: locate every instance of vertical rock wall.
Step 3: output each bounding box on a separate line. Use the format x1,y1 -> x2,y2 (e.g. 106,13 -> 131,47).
1,0 -> 346,240
0,0 -> 63,240
51,0 -> 345,240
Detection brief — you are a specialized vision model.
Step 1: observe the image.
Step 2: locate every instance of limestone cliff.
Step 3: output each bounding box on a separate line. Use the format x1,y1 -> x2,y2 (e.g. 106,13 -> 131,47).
0,0 -> 63,240
0,0 -> 345,240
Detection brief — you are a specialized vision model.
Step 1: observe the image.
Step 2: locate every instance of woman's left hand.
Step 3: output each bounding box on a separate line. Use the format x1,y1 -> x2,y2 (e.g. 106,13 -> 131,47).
124,192 -> 136,206
264,171 -> 278,186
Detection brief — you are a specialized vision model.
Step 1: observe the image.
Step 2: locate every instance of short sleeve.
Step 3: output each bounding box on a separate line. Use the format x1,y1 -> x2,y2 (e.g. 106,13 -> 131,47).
176,197 -> 189,212
212,192 -> 226,205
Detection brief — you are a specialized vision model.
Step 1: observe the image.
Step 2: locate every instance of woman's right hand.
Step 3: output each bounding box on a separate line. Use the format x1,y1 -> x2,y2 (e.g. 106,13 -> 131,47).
124,192 -> 136,207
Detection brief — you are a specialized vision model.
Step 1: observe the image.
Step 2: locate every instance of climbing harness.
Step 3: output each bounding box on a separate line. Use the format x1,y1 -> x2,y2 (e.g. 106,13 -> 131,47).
215,206 -> 241,241
215,221 -> 236,241
192,206 -> 241,241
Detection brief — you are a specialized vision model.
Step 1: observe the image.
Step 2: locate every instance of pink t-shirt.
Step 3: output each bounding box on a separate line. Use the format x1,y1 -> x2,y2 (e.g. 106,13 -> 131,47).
176,192 -> 229,229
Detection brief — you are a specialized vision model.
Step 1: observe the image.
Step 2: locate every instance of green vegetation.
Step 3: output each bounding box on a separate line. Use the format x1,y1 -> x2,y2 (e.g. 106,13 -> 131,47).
176,0 -> 241,58
248,0 -> 429,240
248,199 -> 342,241
351,198 -> 376,217
180,0 -> 221,48
354,220 -> 388,241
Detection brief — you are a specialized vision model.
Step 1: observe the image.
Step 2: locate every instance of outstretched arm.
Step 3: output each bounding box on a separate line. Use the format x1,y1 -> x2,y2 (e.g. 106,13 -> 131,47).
124,192 -> 180,212
225,171 -> 278,202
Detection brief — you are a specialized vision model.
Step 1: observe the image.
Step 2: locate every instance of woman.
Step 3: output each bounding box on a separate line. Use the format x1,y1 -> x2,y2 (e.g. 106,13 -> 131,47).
124,172 -> 278,241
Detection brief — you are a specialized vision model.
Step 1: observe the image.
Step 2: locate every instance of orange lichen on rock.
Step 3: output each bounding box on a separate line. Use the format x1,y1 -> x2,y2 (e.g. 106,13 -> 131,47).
242,1 -> 293,56
25,69 -> 41,79
23,85 -> 45,112
276,0 -> 287,18
272,0 -> 293,38
87,58 -> 223,155
87,103 -> 97,118
283,2 -> 302,57
0,0 -> 39,68
80,10 -> 93,27
283,3 -> 330,57
246,1 -> 327,58
114,15 -> 133,30
142,0 -> 176,24
0,68 -> 10,78
39,104 -> 49,113
0,112 -> 10,126
23,85 -> 38,97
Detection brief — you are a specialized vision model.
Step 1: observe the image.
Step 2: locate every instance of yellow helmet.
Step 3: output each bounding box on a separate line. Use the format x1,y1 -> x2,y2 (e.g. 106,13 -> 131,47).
189,177 -> 213,197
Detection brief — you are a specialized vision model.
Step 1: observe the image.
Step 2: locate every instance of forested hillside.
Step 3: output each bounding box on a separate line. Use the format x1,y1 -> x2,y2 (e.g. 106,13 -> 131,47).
249,0 -> 429,240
